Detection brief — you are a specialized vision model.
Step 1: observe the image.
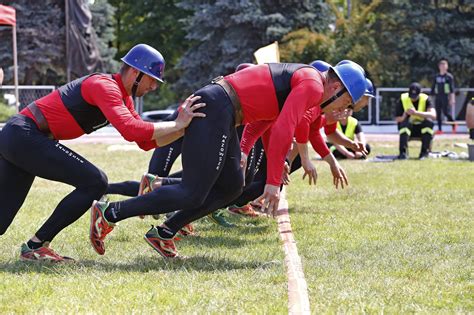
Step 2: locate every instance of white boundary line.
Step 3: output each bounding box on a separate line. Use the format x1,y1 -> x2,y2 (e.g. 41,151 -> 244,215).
277,188 -> 311,314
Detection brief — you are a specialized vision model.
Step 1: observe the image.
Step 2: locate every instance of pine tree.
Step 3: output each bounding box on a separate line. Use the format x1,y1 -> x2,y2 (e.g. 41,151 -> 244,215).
174,0 -> 331,95
91,0 -> 120,73
0,0 -> 66,84
0,0 -> 120,84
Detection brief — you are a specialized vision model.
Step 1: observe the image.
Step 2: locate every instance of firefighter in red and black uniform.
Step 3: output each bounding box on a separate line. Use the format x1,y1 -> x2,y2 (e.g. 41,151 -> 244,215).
90,61 -> 368,259
0,44 -> 205,262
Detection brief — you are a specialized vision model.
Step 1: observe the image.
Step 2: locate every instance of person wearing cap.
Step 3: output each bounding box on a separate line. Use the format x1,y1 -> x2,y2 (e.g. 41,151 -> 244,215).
431,58 -> 456,134
0,44 -> 205,262
395,82 -> 436,160
89,61 -> 367,259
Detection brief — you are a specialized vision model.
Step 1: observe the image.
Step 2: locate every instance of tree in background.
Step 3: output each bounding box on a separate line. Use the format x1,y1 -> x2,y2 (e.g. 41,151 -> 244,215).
108,0 -> 191,109
279,28 -> 335,64
0,0 -> 66,84
91,0 -> 120,73
372,0 -> 474,88
0,0 -> 119,85
174,0 -> 331,96
280,0 -> 381,79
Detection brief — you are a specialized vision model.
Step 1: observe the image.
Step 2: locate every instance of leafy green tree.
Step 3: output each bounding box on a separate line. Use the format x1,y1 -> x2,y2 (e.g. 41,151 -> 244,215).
371,0 -> 474,87
108,0 -> 191,109
279,28 -> 335,64
175,0 -> 331,95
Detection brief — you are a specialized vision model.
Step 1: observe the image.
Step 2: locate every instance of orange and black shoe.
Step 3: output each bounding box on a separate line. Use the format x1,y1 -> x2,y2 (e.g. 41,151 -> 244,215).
178,223 -> 196,236
20,242 -> 75,263
144,225 -> 178,258
228,204 -> 264,217
90,200 -> 115,255
138,173 -> 158,219
138,173 -> 158,196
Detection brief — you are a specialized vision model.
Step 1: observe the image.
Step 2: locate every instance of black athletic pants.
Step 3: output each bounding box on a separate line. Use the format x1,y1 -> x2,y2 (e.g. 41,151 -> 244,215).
108,84 -> 244,232
435,96 -> 454,130
398,119 -> 434,157
0,115 -> 108,241
230,150 -> 302,207
106,111 -> 183,196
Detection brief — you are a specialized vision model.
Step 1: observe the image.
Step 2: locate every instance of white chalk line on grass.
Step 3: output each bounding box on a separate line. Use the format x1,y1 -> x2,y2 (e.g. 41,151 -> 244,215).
277,187 -> 311,314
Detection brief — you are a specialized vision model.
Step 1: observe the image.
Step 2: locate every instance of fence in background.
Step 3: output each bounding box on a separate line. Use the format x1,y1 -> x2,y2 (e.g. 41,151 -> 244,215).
0,85 -> 56,111
1,85 -> 473,126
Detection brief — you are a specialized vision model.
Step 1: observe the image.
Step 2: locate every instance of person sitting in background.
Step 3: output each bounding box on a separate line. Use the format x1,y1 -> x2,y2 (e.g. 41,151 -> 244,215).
395,82 -> 436,160
328,107 -> 370,159
467,97 -> 474,141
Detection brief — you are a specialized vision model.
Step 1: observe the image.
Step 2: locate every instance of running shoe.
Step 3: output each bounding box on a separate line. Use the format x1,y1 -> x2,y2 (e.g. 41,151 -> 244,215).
20,242 -> 74,263
208,209 -> 236,227
178,223 -> 196,236
250,201 -> 263,211
99,194 -> 109,203
138,173 -> 158,196
144,225 -> 178,258
90,200 -> 115,255
228,204 -> 264,217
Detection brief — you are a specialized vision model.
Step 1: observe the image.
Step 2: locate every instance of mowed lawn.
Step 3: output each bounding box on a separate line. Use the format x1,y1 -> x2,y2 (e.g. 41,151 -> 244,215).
287,138 -> 473,313
0,144 -> 286,313
0,138 -> 472,313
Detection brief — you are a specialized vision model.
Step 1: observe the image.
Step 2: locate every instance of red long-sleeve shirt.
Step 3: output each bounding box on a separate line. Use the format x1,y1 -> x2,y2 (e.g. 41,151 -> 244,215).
20,73 -> 157,150
296,111 -> 338,159
226,64 -> 324,186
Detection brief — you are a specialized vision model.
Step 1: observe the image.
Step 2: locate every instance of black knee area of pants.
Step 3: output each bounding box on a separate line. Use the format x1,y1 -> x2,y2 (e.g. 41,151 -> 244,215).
228,173 -> 244,201
82,169 -> 108,198
365,143 -> 371,154
0,225 -> 7,236
470,129 -> 474,140
291,155 -> 302,173
178,187 -> 210,210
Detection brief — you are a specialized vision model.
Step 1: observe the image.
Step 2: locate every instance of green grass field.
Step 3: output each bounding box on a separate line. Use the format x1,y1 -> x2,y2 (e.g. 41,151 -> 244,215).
0,139 -> 472,313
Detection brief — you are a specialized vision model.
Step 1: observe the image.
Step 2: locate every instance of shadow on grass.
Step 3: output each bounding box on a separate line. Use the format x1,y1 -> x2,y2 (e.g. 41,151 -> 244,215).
0,253 -> 281,274
197,222 -> 272,235
180,233 -> 274,249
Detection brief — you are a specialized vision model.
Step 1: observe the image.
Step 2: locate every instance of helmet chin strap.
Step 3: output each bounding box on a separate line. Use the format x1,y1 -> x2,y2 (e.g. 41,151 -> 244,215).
320,87 -> 347,109
131,72 -> 144,98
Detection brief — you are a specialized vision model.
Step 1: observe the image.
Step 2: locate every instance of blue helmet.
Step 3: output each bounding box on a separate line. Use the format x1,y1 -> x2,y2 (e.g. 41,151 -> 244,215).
310,60 -> 331,72
336,60 -> 365,76
331,63 -> 367,103
365,78 -> 375,97
121,44 -> 165,83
